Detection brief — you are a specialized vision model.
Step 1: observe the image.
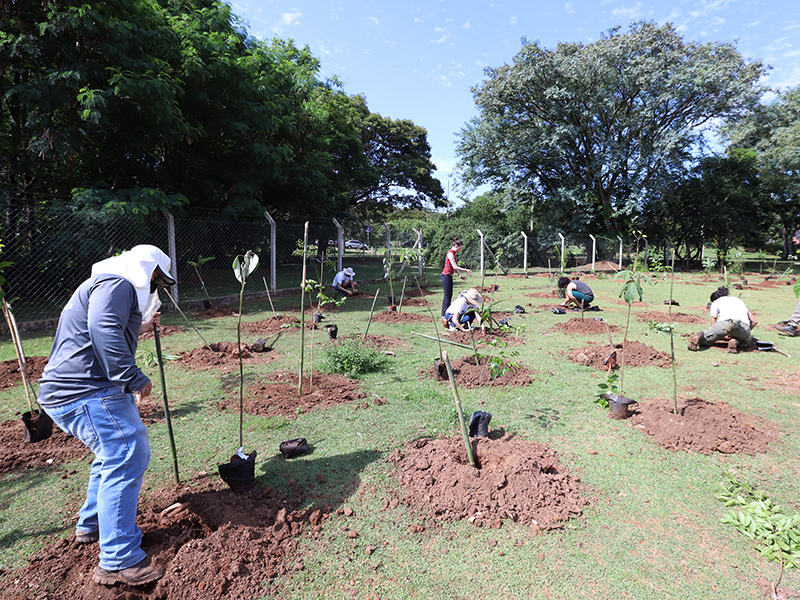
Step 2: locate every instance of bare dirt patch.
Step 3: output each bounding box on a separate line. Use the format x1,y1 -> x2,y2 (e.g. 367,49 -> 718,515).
388,434 -> 589,530
567,340 -> 671,370
4,475 -> 321,600
215,370 -> 385,419
0,419 -> 88,474
192,305 -> 238,320
0,355 -> 48,390
140,325 -> 185,340
630,397 -> 776,455
635,310 -> 705,325
429,354 -> 534,388
552,317 -> 618,335
440,328 -> 526,347
370,309 -> 425,324
178,342 -> 280,372
242,315 -> 300,334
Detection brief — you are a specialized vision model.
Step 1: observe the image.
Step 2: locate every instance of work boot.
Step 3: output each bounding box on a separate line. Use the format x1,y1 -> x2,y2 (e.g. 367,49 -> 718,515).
441,317 -> 449,329
475,412 -> 492,438
687,332 -> 702,351
75,531 -> 98,544
774,323 -> 798,336
93,557 -> 163,586
727,339 -> 739,354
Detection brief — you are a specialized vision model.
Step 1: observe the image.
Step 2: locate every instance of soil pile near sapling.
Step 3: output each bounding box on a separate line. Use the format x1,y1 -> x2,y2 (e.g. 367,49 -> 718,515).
574,260 -> 620,272
430,354 -> 534,389
178,342 -> 279,372
330,333 -> 407,352
242,315 -> 300,334
0,419 -> 88,473
636,311 -> 705,325
4,476 -> 321,600
0,355 -> 48,390
215,370 -> 385,419
398,296 -> 431,307
552,317 -> 618,335
504,273 -> 529,279
526,291 -> 558,299
140,325 -> 185,340
441,328 -> 525,347
193,305 -> 238,319
388,434 -> 589,530
630,397 -> 776,455
568,341 -> 671,370
370,309 -> 423,324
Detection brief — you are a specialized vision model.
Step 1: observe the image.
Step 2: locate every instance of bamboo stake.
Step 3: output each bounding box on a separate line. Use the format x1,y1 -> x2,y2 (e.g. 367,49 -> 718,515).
263,276 -> 278,318
443,351 -> 476,468
161,288 -> 212,350
669,249 -> 678,415
410,331 -> 473,350
299,222 -> 309,396
398,276 -> 407,313
363,289 -> 381,340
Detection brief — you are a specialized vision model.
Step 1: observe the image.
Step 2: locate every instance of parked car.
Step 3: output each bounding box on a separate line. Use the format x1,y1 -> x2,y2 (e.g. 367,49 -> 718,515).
344,240 -> 369,250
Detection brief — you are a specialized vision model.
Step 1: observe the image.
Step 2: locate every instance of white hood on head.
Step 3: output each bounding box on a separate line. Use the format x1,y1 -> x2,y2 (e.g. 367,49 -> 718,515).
91,245 -> 174,317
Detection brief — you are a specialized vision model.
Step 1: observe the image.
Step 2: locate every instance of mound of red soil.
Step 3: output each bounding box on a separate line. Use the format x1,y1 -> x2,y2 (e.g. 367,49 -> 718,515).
193,306 -> 238,320
0,419 -> 89,474
178,342 -> 279,372
215,370 -> 385,419
0,355 -> 48,390
388,434 -> 588,530
636,311 -> 705,325
4,476 -> 320,600
568,341 -> 671,370
526,291 -> 558,298
552,317 -> 618,335
440,328 -> 525,346
370,309 -> 423,323
398,296 -> 431,307
242,315 -> 300,333
630,397 -> 775,455
140,325 -> 184,340
505,273 -> 529,279
430,354 -> 534,389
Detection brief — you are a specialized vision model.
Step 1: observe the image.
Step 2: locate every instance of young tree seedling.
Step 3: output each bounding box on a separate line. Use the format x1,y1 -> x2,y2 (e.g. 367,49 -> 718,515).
232,250 -> 259,451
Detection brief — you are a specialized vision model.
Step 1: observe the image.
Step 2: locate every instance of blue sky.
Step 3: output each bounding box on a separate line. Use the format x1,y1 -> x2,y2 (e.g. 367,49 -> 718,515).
228,0 -> 800,199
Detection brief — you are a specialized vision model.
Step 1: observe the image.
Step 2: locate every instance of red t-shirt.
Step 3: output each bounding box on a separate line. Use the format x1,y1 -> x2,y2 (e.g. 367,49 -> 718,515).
442,250 -> 457,275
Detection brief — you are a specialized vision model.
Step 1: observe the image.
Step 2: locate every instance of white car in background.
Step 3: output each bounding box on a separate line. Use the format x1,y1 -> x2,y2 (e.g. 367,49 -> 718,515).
344,240 -> 369,250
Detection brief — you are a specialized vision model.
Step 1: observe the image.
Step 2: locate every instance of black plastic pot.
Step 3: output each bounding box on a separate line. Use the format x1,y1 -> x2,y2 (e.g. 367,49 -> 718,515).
327,324 -> 338,340
433,358 -> 447,380
203,299 -> 213,310
218,450 -> 257,493
21,410 -> 53,443
387,296 -> 397,306
603,393 -> 637,420
314,312 -> 323,323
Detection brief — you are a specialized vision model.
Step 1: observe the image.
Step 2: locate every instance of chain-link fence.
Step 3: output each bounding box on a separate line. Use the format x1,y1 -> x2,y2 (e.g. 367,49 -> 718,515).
1,203 -> 426,327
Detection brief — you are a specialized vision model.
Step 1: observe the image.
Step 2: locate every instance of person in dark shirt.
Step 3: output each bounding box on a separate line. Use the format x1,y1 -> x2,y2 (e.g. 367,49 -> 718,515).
558,276 -> 595,309
38,245 -> 175,586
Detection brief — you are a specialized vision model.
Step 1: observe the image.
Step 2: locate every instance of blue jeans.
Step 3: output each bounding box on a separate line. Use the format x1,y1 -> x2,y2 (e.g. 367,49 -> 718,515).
44,388 -> 150,570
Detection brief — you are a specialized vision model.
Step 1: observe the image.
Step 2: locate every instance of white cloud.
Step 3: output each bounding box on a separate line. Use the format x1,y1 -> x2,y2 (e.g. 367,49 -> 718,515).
782,23 -> 800,30
439,75 -> 452,88
384,39 -> 397,46
432,28 -> 449,44
565,3 -> 577,14
278,11 -> 301,26
510,16 -> 518,25
747,20 -> 761,27
611,3 -> 643,20
462,20 -> 470,29
367,16 -> 380,26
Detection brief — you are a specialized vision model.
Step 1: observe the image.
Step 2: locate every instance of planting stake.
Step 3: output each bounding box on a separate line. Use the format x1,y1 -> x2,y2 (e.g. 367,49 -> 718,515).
669,249 -> 678,414
398,276 -> 407,312
262,276 -> 278,318
153,324 -> 180,484
363,289 -> 381,340
2,298 -> 38,413
299,222 -> 309,396
410,331 -> 473,350
409,272 -> 445,360
442,351 -> 476,468
161,288 -> 213,351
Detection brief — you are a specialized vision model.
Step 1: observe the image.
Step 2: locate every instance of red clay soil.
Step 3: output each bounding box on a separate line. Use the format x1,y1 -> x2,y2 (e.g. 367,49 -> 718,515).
192,305 -> 238,320
369,309 -> 424,324
242,315 -> 301,334
388,434 -> 589,530
215,370 -> 385,420
0,355 -> 48,390
567,340 -> 671,370
330,333 -> 407,352
630,397 -> 776,455
140,325 -> 185,340
525,291 -> 559,298
178,342 -> 280,372
552,317 -> 618,335
3,474 -> 323,600
635,310 -> 705,325
430,354 -> 534,389
397,296 -> 431,307
439,327 -> 526,347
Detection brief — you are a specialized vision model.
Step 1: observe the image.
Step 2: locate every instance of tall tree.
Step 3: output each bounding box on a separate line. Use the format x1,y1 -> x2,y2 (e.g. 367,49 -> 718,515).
457,21 -> 766,234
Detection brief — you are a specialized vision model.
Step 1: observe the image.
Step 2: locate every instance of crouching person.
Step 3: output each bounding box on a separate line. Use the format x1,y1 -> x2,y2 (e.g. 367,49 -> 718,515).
688,286 -> 757,354
38,245 -> 175,586
442,288 -> 483,331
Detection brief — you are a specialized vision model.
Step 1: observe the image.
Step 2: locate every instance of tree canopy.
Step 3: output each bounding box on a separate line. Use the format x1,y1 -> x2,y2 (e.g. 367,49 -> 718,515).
457,21 -> 766,234
0,0 -> 442,218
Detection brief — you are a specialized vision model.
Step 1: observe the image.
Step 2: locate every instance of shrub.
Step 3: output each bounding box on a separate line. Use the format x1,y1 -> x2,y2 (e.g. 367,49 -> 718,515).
323,337 -> 386,377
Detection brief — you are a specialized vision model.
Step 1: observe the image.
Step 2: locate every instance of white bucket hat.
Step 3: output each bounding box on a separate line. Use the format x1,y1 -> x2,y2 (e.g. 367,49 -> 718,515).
465,288 -> 483,306
343,267 -> 355,277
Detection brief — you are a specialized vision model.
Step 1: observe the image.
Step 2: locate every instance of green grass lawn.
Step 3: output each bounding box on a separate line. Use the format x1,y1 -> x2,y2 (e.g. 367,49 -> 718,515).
1,266 -> 799,599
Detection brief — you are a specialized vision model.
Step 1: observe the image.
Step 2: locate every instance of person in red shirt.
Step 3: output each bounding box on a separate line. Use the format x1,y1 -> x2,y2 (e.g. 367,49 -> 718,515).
441,237 -> 471,318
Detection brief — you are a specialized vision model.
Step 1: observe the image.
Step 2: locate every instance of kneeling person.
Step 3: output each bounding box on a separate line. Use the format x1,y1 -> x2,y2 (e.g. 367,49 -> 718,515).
443,288 -> 483,331
332,267 -> 357,296
558,277 -> 594,309
688,287 -> 757,354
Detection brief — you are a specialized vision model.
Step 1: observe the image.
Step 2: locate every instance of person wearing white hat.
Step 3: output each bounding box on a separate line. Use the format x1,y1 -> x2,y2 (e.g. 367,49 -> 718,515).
443,288 -> 483,331
332,267 -> 358,296
38,245 -> 175,586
